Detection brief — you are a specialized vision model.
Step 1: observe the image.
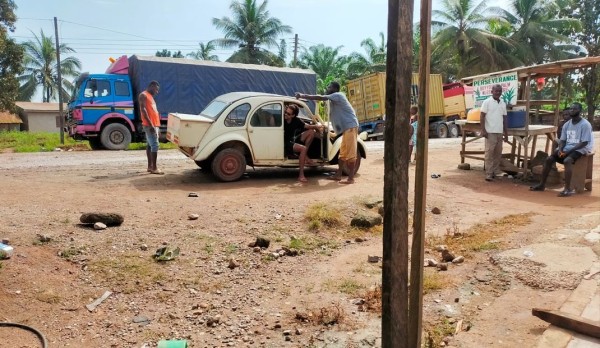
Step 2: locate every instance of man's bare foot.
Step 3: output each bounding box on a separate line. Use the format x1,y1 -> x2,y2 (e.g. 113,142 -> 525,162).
298,177 -> 308,183
339,179 -> 354,184
147,168 -> 152,172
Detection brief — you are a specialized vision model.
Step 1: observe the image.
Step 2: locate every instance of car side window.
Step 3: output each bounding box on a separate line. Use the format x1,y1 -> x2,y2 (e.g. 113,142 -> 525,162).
224,103 -> 251,127
250,103 -> 282,127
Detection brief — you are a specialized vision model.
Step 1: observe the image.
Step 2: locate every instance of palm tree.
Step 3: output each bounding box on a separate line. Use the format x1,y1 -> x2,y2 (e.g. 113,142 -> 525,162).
432,0 -> 513,77
297,44 -> 349,93
497,0 -> 580,65
212,0 -> 292,66
187,40 -> 220,61
18,30 -> 81,102
347,32 -> 387,79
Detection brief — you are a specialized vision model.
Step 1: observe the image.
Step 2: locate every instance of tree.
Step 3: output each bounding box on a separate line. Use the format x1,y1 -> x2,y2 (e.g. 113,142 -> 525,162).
297,44 -> 349,93
347,32 -> 387,79
155,49 -> 184,58
0,0 -> 24,112
187,41 -> 220,61
212,0 -> 292,66
432,0 -> 513,77
498,0 -> 580,65
18,30 -> 81,102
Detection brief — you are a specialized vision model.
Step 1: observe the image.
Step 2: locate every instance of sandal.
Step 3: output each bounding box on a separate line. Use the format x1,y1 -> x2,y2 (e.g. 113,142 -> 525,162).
529,184 -> 545,191
557,189 -> 575,197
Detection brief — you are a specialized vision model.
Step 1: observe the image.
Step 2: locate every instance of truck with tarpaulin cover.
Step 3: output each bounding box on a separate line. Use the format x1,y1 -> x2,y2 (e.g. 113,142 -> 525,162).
66,55 -> 317,150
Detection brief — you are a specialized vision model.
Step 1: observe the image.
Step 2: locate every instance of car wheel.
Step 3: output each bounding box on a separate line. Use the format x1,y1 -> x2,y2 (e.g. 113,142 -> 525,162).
447,123 -> 459,138
211,148 -> 246,182
100,123 -> 131,150
341,153 -> 362,176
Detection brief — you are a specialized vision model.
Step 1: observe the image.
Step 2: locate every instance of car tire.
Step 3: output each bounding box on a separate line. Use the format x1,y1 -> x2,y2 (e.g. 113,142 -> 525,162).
341,153 -> 362,176
100,123 -> 131,150
211,148 -> 246,182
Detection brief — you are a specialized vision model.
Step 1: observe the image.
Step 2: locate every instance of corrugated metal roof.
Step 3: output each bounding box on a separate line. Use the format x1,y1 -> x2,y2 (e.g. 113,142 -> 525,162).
0,111 -> 23,124
15,102 -> 66,112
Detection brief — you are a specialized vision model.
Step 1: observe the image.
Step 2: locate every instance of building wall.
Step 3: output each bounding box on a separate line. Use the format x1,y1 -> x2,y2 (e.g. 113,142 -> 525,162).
21,111 -> 60,133
0,124 -> 21,132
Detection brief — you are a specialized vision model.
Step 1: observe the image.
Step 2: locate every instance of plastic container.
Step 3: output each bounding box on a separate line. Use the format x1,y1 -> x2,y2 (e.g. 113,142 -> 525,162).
0,243 -> 14,259
157,340 -> 188,348
507,110 -> 526,128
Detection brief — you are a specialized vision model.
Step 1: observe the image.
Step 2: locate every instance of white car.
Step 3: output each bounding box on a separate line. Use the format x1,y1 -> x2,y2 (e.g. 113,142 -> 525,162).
166,92 -> 367,182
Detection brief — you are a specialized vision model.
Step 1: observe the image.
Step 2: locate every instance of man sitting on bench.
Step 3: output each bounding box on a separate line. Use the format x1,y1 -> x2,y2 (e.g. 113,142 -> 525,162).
530,102 -> 594,197
284,104 -> 323,183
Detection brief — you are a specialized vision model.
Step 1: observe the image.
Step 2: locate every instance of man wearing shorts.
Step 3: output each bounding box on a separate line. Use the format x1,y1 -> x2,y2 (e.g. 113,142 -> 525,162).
530,102 -> 594,196
295,81 -> 360,184
139,80 -> 163,174
283,104 -> 323,183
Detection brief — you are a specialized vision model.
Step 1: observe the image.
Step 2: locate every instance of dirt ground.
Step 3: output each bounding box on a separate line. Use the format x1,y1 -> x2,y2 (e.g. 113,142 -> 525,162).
0,135 -> 599,348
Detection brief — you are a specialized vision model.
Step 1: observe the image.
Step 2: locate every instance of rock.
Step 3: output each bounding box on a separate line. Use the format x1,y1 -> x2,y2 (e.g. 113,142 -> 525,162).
228,258 -> 239,269
426,259 -> 438,267
282,247 -> 298,256
285,336 -> 292,341
36,234 -> 52,243
188,192 -> 199,197
1,238 -> 10,245
452,256 -> 465,264
367,255 -> 380,263
93,222 -> 107,230
351,213 -> 383,228
457,163 -> 471,170
378,205 -> 384,217
437,263 -> 448,271
80,212 -> 124,226
364,199 -> 383,209
188,213 -> 199,220
283,330 -> 291,336
355,237 -> 366,243
251,237 -> 270,248
140,244 -> 148,251
206,315 -> 221,327
253,246 -> 261,253
441,249 -> 455,262
132,316 -> 151,325
436,245 -> 448,252
295,328 -> 302,335
431,207 -> 441,215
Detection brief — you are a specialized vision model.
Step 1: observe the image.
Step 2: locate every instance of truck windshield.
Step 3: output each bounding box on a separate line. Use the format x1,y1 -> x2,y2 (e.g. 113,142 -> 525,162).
200,100 -> 228,120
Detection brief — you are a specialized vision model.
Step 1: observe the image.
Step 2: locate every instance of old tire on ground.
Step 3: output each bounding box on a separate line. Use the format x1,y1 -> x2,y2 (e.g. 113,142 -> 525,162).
88,138 -> 105,150
447,123 -> 459,138
100,123 -> 131,150
435,123 -> 448,138
211,148 -> 246,182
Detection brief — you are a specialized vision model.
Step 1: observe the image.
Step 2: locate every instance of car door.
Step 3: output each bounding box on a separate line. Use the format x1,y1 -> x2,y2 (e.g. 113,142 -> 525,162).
247,102 -> 284,162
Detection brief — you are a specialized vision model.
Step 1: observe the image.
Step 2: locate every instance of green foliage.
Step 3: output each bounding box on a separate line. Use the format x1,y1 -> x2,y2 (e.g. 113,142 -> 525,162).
187,41 -> 220,61
212,0 -> 291,66
156,49 -> 184,58
0,0 -> 24,113
18,30 -> 81,102
347,32 -> 387,79
297,44 -> 349,91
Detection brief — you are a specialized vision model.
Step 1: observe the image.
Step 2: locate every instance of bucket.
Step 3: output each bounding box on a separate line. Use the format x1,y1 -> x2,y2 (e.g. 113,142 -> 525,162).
157,340 -> 188,348
507,110 -> 526,128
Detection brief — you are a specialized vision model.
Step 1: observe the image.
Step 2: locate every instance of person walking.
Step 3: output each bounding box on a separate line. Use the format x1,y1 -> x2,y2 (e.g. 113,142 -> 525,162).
480,84 -> 508,181
139,80 -> 163,175
295,82 -> 360,184
530,102 -> 594,196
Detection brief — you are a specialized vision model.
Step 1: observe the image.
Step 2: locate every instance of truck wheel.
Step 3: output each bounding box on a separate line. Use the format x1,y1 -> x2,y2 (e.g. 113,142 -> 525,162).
88,138 -> 105,150
211,148 -> 246,182
447,123 -> 459,138
435,123 -> 448,138
100,123 -> 131,150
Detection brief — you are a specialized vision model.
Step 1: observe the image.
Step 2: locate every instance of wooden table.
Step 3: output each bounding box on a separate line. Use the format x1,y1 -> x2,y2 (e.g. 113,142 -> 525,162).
456,120 -> 557,178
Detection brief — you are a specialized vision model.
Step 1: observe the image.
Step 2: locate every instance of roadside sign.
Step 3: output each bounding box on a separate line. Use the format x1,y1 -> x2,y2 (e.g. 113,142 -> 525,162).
472,72 -> 518,107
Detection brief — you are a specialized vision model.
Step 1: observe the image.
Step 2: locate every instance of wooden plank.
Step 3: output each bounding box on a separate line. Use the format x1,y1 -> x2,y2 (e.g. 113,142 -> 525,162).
532,308 -> 600,338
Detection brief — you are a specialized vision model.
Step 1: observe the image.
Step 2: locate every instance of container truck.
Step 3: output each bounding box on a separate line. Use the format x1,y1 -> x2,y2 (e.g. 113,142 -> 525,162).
346,72 -> 470,139
66,55 -> 317,150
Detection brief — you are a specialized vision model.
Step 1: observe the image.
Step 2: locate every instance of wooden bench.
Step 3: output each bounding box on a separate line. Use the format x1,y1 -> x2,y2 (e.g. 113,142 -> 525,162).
572,152 -> 594,193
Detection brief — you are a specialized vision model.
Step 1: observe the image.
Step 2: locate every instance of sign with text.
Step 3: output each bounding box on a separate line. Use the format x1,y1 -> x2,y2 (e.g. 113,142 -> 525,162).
472,72 -> 518,108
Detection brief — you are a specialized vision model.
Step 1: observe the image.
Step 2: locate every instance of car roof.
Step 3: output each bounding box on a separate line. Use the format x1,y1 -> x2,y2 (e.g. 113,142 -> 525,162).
214,92 -> 300,104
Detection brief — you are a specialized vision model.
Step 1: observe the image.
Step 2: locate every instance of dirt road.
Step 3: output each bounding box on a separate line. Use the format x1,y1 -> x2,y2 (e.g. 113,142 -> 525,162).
0,136 -> 598,348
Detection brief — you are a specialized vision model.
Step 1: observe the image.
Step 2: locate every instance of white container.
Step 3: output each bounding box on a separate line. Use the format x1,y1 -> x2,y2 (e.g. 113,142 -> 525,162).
0,243 -> 14,259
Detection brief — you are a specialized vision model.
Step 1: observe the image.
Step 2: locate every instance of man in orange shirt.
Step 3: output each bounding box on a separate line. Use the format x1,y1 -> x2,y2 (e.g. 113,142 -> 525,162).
139,81 -> 163,174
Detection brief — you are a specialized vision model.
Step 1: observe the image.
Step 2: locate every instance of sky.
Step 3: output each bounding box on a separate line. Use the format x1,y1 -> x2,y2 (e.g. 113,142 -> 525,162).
10,0 -> 511,101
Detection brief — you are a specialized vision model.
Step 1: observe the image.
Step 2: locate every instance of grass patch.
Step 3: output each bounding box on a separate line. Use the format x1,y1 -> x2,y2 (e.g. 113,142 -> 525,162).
305,203 -> 342,230
303,303 -> 346,326
423,270 -> 451,294
58,246 -> 86,260
427,213 -> 535,256
424,319 -> 456,348
287,236 -> 340,252
88,254 -> 166,293
224,243 -> 238,254
323,278 -> 365,295
0,131 -> 176,152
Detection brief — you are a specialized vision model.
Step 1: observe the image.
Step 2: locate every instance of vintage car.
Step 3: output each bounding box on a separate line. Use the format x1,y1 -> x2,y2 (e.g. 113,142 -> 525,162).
166,92 -> 367,182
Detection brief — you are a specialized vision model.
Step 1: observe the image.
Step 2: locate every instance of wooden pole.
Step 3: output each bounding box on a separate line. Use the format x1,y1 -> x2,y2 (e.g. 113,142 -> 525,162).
54,17 -> 65,144
409,0 -> 432,345
382,0 -> 413,346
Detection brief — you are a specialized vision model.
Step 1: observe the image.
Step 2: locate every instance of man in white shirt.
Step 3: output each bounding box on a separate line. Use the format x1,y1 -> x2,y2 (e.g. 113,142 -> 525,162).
480,84 -> 508,181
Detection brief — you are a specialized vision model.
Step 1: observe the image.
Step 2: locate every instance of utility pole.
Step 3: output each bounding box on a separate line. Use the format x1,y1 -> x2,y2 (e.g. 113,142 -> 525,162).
293,34 -> 298,68
54,16 -> 65,144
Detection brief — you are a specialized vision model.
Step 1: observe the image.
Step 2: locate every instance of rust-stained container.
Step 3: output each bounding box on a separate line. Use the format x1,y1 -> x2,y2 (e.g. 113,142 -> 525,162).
346,72 -> 445,122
